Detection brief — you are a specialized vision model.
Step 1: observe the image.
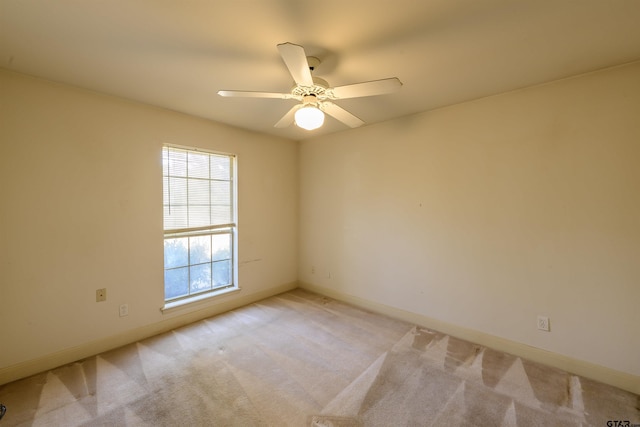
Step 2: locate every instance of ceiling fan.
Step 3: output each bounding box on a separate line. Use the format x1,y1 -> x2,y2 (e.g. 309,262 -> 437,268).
218,43 -> 402,131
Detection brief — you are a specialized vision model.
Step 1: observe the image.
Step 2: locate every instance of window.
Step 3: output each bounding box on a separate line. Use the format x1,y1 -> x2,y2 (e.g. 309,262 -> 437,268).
162,146 -> 237,304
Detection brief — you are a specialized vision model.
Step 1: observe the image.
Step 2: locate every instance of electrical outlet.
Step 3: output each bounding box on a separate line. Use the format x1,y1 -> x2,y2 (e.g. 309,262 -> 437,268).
96,288 -> 107,302
119,304 -> 129,317
537,315 -> 550,332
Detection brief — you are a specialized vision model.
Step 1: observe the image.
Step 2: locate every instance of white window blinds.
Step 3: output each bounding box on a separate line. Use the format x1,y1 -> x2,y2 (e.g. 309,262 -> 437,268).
162,146 -> 235,232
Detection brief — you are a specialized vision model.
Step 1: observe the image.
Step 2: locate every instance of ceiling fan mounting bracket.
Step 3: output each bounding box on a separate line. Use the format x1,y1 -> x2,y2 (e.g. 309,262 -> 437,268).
306,56 -> 320,71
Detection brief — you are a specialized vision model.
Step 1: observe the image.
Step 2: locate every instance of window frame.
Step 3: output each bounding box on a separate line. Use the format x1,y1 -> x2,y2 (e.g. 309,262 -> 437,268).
161,144 -> 239,311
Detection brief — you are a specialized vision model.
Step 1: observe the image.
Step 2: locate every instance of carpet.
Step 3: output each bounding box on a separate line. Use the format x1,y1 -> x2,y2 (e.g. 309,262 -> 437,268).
0,289 -> 638,426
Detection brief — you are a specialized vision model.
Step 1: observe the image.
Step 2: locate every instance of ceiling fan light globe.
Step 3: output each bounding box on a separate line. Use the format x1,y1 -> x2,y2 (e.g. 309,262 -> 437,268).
294,106 -> 324,130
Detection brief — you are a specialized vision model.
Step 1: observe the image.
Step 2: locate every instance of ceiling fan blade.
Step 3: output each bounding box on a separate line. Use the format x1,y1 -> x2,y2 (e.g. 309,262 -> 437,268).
277,42 -> 313,87
218,90 -> 293,99
274,104 -> 303,128
330,78 -> 402,99
322,102 -> 364,128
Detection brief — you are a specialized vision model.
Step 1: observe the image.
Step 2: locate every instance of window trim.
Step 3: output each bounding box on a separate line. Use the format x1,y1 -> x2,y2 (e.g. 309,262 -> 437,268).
161,286 -> 241,314
161,144 -> 239,311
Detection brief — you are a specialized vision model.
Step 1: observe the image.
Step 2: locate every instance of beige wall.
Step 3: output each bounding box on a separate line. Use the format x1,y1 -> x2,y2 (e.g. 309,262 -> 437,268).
299,62 -> 640,377
2,60 -> 639,388
0,70 -> 298,375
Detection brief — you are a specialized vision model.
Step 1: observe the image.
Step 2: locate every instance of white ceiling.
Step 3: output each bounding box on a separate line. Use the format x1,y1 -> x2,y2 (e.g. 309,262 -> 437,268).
2,0 -> 640,140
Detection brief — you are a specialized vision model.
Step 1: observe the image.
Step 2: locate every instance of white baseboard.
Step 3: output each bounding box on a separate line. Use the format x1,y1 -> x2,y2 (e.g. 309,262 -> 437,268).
0,281 -> 298,386
299,281 -> 640,395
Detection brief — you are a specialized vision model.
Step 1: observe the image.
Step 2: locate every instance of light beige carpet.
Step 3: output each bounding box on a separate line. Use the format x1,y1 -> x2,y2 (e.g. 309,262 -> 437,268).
0,289 -> 638,426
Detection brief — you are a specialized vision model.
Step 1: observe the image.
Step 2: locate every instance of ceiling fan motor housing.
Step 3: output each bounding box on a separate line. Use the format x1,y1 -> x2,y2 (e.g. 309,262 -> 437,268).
302,94 -> 319,105
292,76 -> 330,99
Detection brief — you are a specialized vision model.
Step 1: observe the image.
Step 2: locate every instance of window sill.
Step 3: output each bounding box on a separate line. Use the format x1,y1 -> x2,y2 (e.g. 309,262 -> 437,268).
161,286 -> 241,314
